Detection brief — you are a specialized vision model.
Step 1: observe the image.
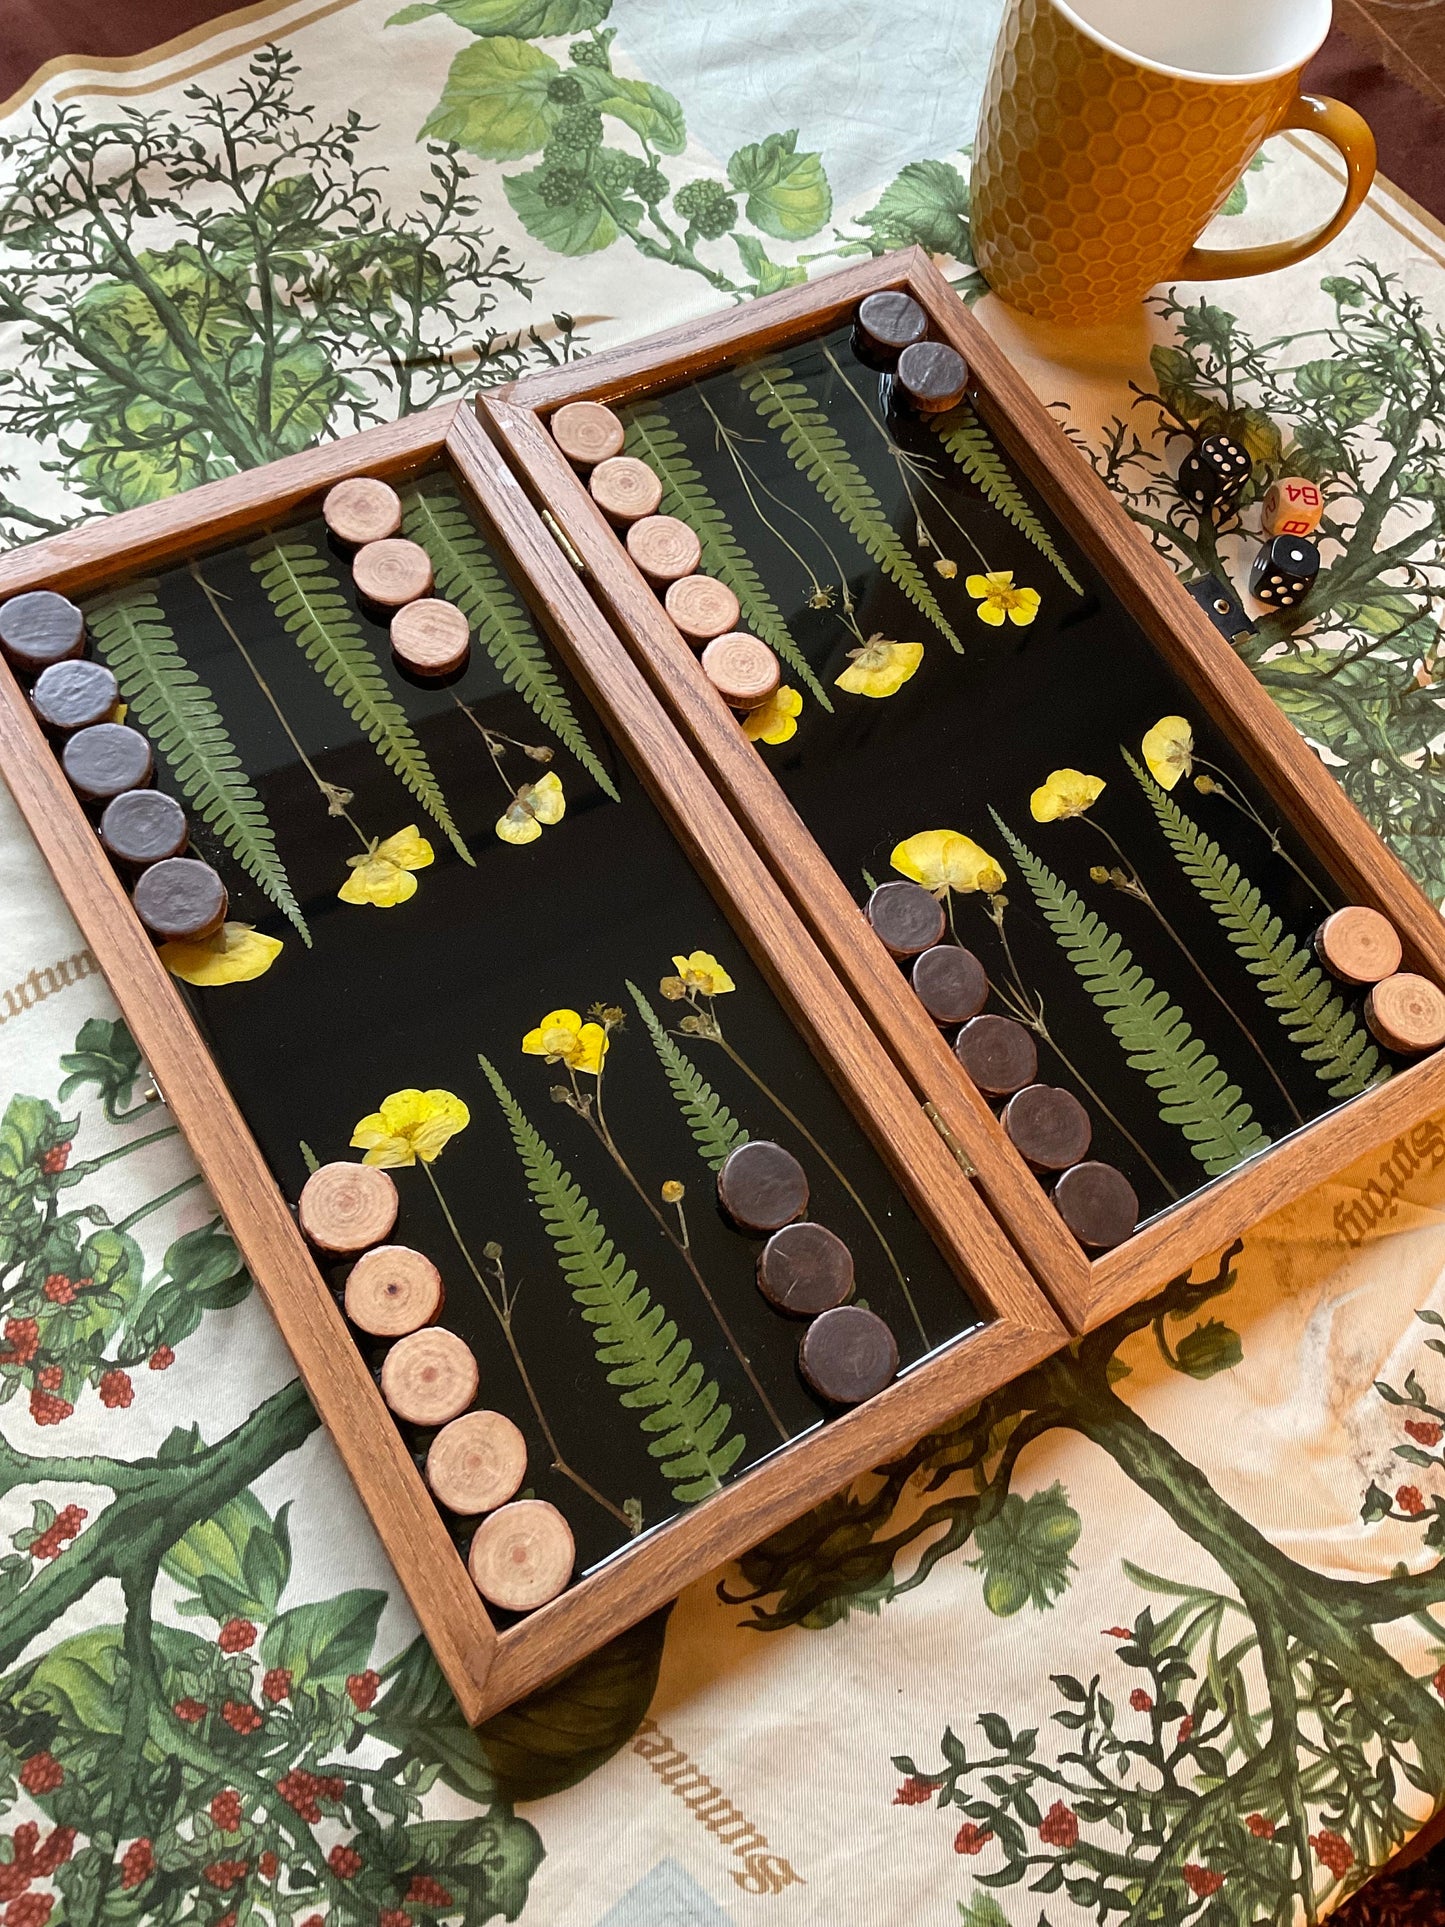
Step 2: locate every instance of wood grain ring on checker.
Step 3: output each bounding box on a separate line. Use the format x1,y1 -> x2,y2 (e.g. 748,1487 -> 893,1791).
352,537 -> 434,609
344,1244 -> 444,1336
0,590 -> 85,675
911,944 -> 987,1025
132,857 -> 227,943
322,475 -> 402,548
855,289 -> 927,361
626,514 -> 702,583
298,1161 -> 399,1253
866,880 -> 946,959
380,1327 -> 479,1428
426,1409 -> 527,1515
954,1014 -> 1038,1098
896,340 -> 969,414
700,632 -> 780,709
550,399 -> 625,467
589,455 -> 662,523
31,659 -> 118,735
1002,1084 -> 1093,1172
390,598 -> 471,678
757,1221 -> 854,1316
100,790 -> 188,869
468,1499 -> 575,1611
717,1139 -> 809,1233
664,574 -> 741,643
798,1304 -> 898,1405
1052,1161 -> 1139,1250
61,723 -> 153,803
1366,973 -> 1445,1054
1316,906 -> 1402,986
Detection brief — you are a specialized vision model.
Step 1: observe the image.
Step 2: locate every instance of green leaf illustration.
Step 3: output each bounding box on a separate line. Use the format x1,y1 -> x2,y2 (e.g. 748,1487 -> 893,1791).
575,66 -> 686,155
480,1056 -> 747,1502
162,1493 -> 293,1623
250,538 -> 470,862
1126,753 -> 1385,1098
87,581 -> 308,938
741,357 -> 961,649
1170,1318 -> 1244,1379
419,36 -> 559,160
405,0 -> 608,29
504,161 -> 622,255
58,1017 -> 143,1122
621,405 -> 830,708
855,158 -> 972,258
403,486 -> 619,797
930,406 -> 1084,594
734,233 -> 807,295
626,981 -> 749,1170
968,1482 -> 1080,1616
260,1589 -> 387,1690
996,816 -> 1271,1176
727,130 -> 831,240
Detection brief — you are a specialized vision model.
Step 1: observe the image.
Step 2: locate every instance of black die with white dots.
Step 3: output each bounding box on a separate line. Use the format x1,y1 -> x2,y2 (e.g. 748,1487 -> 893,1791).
1248,534 -> 1321,610
1178,433 -> 1252,511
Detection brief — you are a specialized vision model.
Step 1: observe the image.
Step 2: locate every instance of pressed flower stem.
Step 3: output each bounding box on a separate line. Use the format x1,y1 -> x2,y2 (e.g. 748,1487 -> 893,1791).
823,346 -> 992,570
450,697 -> 530,801
982,897 -> 1179,1199
191,563 -> 371,848
1080,818 -> 1304,1127
115,1174 -> 204,1236
1193,758 -> 1323,900
696,1009 -> 931,1350
420,1161 -> 632,1527
582,1065 -> 790,1442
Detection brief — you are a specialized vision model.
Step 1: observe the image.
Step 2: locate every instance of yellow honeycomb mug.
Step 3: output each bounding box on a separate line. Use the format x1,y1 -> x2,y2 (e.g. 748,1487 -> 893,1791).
971,0 -> 1376,323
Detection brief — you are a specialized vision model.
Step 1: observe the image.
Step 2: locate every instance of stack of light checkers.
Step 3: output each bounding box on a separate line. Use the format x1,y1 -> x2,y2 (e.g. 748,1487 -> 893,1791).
0,590 -> 230,949
715,1138 -> 899,1404
297,1161 -> 574,1615
321,476 -> 471,681
866,880 -> 1139,1252
1314,906 -> 1445,1056
547,401 -> 784,716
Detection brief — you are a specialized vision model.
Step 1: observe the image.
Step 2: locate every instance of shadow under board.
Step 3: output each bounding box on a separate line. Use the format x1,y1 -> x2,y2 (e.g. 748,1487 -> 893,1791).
619,324 -> 1406,1235
85,471 -> 985,1586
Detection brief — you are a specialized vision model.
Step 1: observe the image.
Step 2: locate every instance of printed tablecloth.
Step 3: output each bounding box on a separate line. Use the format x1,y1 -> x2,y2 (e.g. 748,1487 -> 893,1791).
2,4 -> 1445,1922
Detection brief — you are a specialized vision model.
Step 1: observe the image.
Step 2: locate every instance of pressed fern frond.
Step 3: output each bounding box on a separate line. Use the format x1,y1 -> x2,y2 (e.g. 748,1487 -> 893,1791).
626,981 -> 749,1170
480,1056 -> 746,1503
1124,753 -> 1385,1099
932,404 -> 1084,594
87,582 -> 308,941
994,814 -> 1271,1176
740,357 -> 962,651
249,539 -> 470,864
622,408 -> 831,709
402,487 -> 620,799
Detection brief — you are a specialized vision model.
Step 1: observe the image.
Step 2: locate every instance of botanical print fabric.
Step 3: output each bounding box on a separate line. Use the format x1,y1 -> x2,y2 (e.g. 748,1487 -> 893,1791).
2,3 -> 1445,1923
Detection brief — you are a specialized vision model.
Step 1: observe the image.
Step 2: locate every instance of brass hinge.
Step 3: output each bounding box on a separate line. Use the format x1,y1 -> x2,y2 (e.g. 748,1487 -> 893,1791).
542,508 -> 586,575
924,1101 -> 976,1177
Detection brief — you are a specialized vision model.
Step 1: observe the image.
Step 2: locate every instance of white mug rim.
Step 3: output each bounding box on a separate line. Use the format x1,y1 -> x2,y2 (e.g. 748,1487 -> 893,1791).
1049,0 -> 1333,85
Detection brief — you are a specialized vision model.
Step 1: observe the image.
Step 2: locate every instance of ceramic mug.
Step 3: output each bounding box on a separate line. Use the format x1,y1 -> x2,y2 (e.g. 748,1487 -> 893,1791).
971,0 -> 1377,323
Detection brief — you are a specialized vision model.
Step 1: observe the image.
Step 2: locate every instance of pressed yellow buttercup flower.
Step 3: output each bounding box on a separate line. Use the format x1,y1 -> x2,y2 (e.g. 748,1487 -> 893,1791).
521,1008 -> 609,1075
892,830 -> 1006,897
966,571 -> 1041,628
1142,716 -> 1194,790
338,825 -> 435,907
160,923 -> 283,987
742,685 -> 803,745
1030,769 -> 1106,823
835,635 -> 923,698
671,951 -> 735,997
351,1088 -> 470,1166
496,771 -> 566,845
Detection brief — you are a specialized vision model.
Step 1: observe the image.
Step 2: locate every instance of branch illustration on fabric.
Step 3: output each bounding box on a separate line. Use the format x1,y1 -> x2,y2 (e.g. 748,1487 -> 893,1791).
0,46 -> 570,538
726,1249 -> 1445,1921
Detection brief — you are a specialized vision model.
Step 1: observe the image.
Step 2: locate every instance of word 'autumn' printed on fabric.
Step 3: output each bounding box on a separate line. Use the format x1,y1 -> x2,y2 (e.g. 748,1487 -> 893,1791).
631,1717 -> 803,1895
1334,1119 -> 1445,1248
0,951 -> 97,1028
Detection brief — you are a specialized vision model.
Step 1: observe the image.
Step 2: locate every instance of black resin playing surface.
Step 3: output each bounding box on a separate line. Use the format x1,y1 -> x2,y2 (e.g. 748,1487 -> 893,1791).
101,474 -> 984,1582
618,325 -> 1407,1234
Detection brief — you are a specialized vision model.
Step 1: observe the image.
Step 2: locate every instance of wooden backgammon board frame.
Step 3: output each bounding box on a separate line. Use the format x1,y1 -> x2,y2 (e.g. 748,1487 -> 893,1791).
484,246 -> 1445,1335
0,398 -> 1066,1723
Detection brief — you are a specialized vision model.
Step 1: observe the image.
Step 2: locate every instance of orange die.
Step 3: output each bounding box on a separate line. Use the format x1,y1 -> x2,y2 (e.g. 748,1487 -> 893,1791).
1262,477 -> 1323,539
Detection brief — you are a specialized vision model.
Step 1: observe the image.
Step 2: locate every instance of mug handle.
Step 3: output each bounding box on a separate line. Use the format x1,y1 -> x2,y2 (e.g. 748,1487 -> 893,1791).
1177,94 -> 1377,283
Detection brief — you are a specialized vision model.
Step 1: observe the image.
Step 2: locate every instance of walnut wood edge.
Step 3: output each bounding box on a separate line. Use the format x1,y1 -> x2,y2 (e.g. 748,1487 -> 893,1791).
475,1314 -> 1059,1717
0,407 -> 458,603
0,658 -> 497,1726
485,250 -> 1445,1337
